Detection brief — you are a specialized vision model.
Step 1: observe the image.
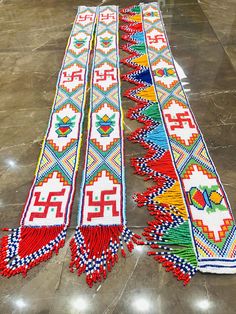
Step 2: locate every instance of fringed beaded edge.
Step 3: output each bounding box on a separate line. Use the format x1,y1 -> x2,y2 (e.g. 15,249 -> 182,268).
120,5 -> 197,285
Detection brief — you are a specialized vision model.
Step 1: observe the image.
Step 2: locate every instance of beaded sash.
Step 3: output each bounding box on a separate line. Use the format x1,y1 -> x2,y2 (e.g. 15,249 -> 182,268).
121,2 -> 236,284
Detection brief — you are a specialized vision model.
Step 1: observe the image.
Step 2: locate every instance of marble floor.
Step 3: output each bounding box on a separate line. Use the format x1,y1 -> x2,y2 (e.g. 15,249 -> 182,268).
0,0 -> 236,313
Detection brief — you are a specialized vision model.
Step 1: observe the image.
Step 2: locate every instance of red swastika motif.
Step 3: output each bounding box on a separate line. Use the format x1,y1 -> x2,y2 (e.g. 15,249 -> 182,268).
147,34 -> 165,44
94,68 -> 116,82
86,188 -> 119,221
29,189 -> 66,221
100,13 -> 115,21
78,14 -> 94,22
165,112 -> 195,130
62,70 -> 83,83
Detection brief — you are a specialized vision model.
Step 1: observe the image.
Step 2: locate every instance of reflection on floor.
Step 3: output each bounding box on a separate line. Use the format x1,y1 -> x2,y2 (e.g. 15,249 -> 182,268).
0,0 -> 236,313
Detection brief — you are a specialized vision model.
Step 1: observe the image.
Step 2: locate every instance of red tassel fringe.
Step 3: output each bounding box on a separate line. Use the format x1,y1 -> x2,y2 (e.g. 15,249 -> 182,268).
70,225 -> 143,287
0,225 -> 67,277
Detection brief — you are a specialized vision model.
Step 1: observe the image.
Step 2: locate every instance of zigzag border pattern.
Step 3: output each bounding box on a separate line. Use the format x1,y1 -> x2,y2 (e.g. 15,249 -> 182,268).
120,2 -> 236,283
120,4 -> 197,285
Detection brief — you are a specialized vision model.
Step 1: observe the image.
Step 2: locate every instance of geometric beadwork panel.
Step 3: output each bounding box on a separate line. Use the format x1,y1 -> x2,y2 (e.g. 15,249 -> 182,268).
36,141 -> 77,185
59,63 -> 86,93
69,33 -> 91,56
163,100 -> 198,146
93,62 -> 117,91
90,102 -> 119,151
76,9 -> 97,26
81,170 -> 122,226
183,164 -> 233,244
47,104 -> 81,152
142,5 -> 160,23
152,58 -> 178,89
146,28 -> 166,51
96,30 -> 116,54
99,8 -> 116,25
23,171 -> 71,226
171,138 -> 214,174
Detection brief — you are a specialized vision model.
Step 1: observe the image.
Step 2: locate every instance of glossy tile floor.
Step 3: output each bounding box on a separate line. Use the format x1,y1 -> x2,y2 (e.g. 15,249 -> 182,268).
0,0 -> 236,313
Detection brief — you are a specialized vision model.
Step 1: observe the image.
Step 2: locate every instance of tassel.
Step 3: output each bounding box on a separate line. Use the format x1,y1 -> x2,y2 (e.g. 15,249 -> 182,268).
146,221 -> 198,285
70,225 -> 143,287
0,225 -> 67,277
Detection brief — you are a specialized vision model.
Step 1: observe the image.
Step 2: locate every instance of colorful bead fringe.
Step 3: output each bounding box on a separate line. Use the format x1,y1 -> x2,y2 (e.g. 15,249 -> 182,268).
70,226 -> 141,287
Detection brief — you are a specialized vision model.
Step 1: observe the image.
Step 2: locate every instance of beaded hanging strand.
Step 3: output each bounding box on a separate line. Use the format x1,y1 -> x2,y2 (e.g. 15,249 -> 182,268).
69,5 -> 142,287
0,6 -> 97,277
